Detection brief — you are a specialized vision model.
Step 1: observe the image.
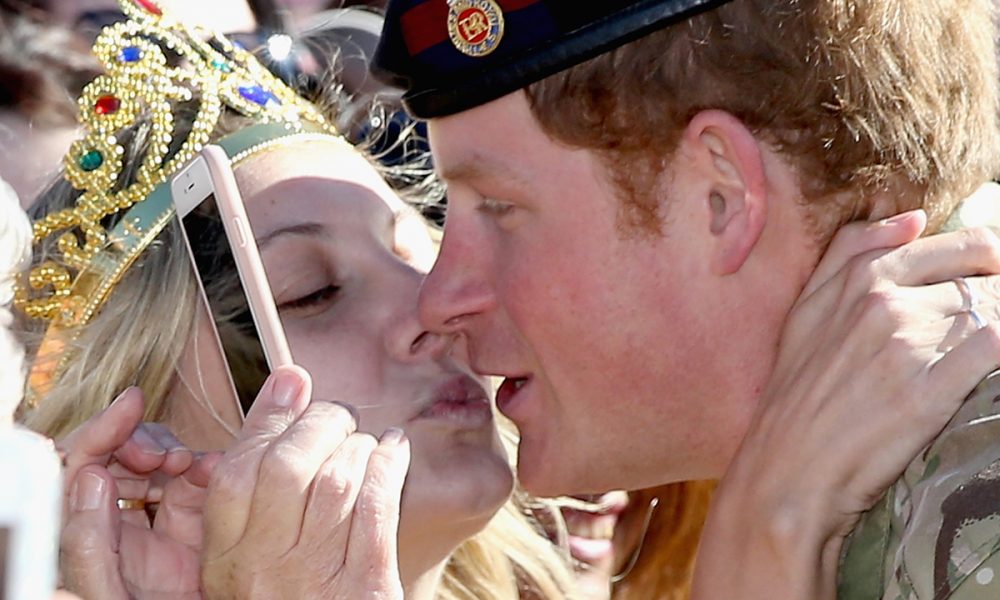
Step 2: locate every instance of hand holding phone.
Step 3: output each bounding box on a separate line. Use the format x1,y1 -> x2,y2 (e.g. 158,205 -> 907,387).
171,146 -> 294,415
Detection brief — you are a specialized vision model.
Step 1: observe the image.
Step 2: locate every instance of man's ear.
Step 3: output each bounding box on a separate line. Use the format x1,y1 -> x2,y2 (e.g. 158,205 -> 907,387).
681,110 -> 768,275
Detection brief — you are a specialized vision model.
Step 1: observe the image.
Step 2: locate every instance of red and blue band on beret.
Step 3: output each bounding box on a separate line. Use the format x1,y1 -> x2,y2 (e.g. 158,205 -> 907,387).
372,0 -> 735,119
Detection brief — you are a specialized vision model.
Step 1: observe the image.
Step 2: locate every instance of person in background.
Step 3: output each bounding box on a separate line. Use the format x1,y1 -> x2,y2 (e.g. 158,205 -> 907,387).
41,0 -> 255,36
0,2 -> 98,204
0,0 -> 255,206
561,483 -> 715,600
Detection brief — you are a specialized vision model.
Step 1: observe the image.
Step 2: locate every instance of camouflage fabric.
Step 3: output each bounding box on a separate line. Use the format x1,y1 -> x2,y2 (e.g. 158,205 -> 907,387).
837,370 -> 1000,600
836,187 -> 1000,600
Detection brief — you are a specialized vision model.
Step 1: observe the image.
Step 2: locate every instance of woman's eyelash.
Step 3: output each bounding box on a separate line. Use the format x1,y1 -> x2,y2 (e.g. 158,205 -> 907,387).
278,285 -> 340,311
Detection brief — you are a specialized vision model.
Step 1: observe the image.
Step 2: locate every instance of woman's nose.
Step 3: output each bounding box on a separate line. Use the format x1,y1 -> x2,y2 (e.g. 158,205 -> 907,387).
386,305 -> 453,363
384,263 -> 454,363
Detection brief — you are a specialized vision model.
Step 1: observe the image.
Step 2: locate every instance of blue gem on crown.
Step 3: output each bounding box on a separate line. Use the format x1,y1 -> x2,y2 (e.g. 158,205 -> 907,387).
238,85 -> 281,108
118,46 -> 142,63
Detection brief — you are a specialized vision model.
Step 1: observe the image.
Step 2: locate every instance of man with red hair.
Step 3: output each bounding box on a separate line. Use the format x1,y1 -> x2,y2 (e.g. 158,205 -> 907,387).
374,1 -> 1000,597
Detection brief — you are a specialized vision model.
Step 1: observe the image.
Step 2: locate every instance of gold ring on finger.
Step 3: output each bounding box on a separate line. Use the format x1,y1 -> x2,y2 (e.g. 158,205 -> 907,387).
116,498 -> 146,511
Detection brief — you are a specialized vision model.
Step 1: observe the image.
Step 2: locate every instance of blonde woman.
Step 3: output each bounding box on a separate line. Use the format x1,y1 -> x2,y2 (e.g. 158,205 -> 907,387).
14,2 -> 574,598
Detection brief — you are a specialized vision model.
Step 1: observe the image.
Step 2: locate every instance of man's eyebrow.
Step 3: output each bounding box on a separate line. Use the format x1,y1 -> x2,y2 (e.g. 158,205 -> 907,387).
440,155 -> 519,184
256,222 -> 327,249
440,154 -> 531,189
440,160 -> 486,182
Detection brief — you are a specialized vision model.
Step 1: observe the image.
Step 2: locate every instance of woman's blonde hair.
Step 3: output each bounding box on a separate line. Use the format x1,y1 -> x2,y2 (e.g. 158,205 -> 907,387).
20,179 -> 198,438
18,46 -> 576,599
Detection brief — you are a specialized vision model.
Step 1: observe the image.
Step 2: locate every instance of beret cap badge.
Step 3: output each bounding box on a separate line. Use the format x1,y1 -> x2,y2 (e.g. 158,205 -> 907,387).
447,0 -> 505,57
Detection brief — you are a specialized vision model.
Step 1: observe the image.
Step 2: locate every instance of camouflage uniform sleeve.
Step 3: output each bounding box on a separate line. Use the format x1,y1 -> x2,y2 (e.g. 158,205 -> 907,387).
838,371 -> 1000,600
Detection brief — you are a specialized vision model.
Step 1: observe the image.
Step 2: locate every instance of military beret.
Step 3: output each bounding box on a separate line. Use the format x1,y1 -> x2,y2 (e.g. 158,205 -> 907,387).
372,0 -> 735,119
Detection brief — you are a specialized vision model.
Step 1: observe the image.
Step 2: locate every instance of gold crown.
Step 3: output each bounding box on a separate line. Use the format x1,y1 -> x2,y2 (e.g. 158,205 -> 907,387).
13,0 -> 340,402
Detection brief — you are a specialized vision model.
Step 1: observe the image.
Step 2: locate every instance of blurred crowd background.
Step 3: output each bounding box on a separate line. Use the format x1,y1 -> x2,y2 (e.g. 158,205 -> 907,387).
0,0 -> 444,217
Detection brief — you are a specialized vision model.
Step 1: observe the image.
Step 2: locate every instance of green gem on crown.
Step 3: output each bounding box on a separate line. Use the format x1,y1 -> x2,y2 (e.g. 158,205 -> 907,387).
211,59 -> 232,73
79,150 -> 104,172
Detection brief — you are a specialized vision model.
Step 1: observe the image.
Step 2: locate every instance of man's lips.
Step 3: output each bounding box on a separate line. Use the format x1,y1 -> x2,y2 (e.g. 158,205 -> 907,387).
495,376 -> 530,415
412,375 -> 493,428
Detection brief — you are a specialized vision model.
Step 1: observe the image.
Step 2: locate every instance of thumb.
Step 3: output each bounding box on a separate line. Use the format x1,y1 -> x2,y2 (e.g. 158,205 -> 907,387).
801,209 -> 927,299
238,365 -> 312,441
61,466 -> 129,600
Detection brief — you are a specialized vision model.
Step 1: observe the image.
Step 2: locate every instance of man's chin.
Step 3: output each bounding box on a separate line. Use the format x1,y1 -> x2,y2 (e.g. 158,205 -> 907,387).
515,442 -> 600,498
516,444 -> 572,497
516,441 -> 664,497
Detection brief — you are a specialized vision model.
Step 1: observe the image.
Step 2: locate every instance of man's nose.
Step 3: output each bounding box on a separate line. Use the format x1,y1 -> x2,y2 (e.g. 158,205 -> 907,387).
385,264 -> 454,363
418,224 -> 497,335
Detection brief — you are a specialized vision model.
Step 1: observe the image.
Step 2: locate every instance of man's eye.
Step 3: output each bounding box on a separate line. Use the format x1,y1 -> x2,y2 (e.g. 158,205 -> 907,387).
277,285 -> 340,313
477,198 -> 515,217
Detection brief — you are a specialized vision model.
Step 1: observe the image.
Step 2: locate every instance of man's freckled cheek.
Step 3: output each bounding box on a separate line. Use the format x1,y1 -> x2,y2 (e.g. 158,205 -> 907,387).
504,257 -> 586,325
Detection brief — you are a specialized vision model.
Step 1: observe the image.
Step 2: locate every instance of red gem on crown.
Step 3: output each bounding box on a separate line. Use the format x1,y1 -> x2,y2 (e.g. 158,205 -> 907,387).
94,95 -> 121,116
134,0 -> 163,16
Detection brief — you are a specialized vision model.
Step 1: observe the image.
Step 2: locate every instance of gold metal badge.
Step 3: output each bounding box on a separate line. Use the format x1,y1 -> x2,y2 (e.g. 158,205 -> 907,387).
447,0 -> 504,57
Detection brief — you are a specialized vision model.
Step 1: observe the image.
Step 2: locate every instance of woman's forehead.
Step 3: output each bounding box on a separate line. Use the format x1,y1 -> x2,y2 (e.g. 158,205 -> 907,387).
230,139 -> 435,265
233,139 -> 405,214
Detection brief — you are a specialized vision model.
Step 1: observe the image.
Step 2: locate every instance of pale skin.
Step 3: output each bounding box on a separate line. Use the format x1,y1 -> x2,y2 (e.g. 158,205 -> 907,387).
420,92 -> 1000,598
55,99 -> 1000,598
56,141 -> 513,600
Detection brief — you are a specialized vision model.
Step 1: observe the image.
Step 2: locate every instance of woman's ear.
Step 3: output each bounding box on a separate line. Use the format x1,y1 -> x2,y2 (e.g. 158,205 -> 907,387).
682,110 -> 768,276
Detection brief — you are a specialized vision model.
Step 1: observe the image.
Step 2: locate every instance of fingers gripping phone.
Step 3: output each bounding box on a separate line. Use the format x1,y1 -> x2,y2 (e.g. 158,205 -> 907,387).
171,145 -> 293,416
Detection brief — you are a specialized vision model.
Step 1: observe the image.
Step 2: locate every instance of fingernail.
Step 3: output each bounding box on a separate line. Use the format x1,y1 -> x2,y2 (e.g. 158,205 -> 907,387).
271,369 -> 304,408
878,209 -> 925,227
71,472 -> 106,512
878,213 -> 911,227
380,427 -> 406,445
133,427 -> 166,455
109,387 -> 133,407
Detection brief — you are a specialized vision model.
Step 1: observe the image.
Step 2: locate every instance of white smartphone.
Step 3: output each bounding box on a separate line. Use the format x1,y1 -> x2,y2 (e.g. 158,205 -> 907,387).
171,145 -> 293,415
0,426 -> 61,600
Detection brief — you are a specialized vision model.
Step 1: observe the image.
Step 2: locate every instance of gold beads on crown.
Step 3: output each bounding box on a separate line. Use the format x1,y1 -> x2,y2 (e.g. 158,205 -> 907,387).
14,0 -> 333,335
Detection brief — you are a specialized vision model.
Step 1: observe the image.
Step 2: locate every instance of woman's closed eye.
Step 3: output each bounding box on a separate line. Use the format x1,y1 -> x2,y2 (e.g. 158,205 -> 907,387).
477,197 -> 515,218
277,284 -> 341,316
